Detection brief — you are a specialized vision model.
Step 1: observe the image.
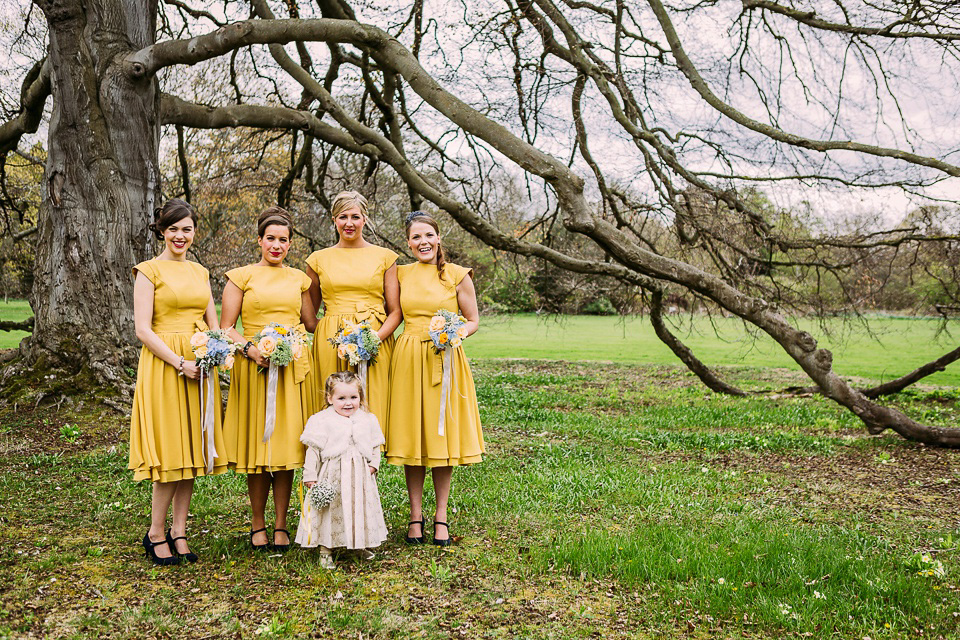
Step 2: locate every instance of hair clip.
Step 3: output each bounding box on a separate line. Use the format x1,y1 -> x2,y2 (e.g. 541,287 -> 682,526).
405,211 -> 429,224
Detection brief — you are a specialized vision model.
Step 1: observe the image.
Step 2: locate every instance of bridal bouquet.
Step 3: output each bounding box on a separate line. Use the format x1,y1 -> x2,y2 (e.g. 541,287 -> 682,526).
328,320 -> 381,366
189,329 -> 239,371
428,309 -> 468,353
253,323 -> 308,367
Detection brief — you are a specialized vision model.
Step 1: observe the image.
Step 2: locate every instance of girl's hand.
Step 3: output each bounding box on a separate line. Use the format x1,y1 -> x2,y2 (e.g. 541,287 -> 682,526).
180,360 -> 202,380
368,465 -> 378,476
247,345 -> 269,368
304,481 -> 316,488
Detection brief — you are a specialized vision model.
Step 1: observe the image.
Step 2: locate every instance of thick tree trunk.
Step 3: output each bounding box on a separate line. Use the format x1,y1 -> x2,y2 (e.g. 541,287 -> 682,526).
19,0 -> 159,390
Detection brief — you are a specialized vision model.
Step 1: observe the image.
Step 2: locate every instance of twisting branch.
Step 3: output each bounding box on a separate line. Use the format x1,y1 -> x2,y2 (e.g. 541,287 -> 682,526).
860,345 -> 960,398
0,58 -> 51,154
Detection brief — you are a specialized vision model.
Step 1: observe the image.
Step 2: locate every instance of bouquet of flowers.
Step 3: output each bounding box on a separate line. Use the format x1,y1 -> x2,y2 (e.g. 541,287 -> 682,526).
308,480 -> 337,510
189,329 -> 239,371
328,320 -> 381,366
253,323 -> 308,367
428,309 -> 468,353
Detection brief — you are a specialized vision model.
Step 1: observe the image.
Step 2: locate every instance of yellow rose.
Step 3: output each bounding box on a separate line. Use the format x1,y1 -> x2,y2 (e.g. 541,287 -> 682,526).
275,326 -> 289,336
337,345 -> 348,359
292,342 -> 303,359
190,332 -> 208,348
429,315 -> 446,332
456,326 -> 468,339
258,336 -> 277,356
346,343 -> 359,354
223,355 -> 235,369
450,337 -> 462,348
194,345 -> 208,358
458,315 -> 466,324
343,322 -> 356,334
437,332 -> 448,345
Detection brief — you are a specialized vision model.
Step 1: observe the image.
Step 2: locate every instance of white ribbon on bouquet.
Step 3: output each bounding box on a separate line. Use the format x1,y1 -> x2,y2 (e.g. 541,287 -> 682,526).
262,362 -> 280,443
437,348 -> 455,437
198,368 -> 218,473
357,360 -> 369,398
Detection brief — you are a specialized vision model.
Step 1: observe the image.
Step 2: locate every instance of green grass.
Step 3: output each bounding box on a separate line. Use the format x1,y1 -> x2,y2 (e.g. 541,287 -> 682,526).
2,360 -> 959,637
0,298 -> 30,349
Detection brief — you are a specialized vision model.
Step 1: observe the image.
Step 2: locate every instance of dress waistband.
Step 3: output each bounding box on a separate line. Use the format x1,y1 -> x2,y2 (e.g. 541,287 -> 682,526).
153,319 -> 209,334
324,302 -> 387,323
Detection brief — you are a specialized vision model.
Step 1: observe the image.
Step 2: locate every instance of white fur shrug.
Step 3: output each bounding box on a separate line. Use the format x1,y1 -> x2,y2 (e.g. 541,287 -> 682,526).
300,407 -> 384,483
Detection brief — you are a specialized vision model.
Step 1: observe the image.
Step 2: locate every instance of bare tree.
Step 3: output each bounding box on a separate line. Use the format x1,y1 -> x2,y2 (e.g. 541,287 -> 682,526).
2,0 -> 960,444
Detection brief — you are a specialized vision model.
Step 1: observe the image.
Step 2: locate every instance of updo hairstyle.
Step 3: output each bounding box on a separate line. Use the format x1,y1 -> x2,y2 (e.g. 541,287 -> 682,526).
329,191 -> 369,221
149,198 -> 198,241
257,206 -> 294,238
404,211 -> 446,277
324,371 -> 367,409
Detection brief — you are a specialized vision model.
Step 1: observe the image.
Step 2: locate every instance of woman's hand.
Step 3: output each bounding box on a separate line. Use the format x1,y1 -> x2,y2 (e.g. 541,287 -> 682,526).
369,465 -> 378,476
304,481 -> 316,488
247,345 -> 269,368
180,360 -> 202,381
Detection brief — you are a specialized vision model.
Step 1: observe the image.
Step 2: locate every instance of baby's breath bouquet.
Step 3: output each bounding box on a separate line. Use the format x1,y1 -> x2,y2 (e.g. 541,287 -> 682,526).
308,481 -> 337,510
253,323 -> 308,367
328,320 -> 381,365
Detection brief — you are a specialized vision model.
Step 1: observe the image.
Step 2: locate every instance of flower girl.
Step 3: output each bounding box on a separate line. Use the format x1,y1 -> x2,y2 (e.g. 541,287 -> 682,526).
295,371 -> 388,567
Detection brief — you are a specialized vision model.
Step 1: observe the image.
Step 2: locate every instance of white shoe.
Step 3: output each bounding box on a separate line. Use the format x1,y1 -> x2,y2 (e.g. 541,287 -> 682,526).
358,549 -> 375,560
319,553 -> 336,569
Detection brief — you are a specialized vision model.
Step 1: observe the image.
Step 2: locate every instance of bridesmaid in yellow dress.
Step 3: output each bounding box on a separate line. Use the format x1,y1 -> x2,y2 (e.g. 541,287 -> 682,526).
306,191 -> 402,426
131,198 -> 228,565
387,212 -> 484,546
221,207 -> 318,552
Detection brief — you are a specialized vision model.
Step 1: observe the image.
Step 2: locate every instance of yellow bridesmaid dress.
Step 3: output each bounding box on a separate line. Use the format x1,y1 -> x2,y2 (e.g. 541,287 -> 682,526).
306,246 -> 398,426
129,259 -> 228,482
386,262 -> 484,467
223,265 -> 312,473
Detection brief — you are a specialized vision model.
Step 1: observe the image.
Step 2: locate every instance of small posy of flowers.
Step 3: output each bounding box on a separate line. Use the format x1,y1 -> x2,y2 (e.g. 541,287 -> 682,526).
910,552 -> 947,578
428,309 -> 468,353
328,320 -> 381,365
190,329 -> 239,371
253,323 -> 308,367
308,481 -> 337,510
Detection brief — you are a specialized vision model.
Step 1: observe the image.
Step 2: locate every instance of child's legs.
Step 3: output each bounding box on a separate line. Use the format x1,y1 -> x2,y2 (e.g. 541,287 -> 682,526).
247,473 -> 271,545
271,470 -> 294,543
431,466 -> 453,539
404,465 -> 427,536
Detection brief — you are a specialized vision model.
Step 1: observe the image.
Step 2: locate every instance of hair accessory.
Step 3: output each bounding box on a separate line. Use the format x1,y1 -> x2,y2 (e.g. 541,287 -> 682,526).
405,211 -> 429,225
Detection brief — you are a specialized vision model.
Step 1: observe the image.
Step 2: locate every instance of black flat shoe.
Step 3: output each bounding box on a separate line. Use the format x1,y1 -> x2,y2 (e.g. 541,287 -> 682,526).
142,533 -> 181,566
250,527 -> 269,552
166,530 -> 199,563
432,521 -> 453,547
271,528 -> 291,553
405,519 -> 425,545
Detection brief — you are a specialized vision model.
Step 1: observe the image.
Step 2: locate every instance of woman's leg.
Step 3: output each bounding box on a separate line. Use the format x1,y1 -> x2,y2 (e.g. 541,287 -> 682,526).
271,470 -> 294,545
431,466 -> 453,541
169,478 -> 195,554
247,473 -> 271,546
405,465 -> 427,538
148,481 -> 177,558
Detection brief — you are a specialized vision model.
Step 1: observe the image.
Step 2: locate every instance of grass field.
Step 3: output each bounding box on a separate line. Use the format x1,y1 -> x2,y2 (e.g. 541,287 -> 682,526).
2,301 -> 959,386
2,360 -> 960,638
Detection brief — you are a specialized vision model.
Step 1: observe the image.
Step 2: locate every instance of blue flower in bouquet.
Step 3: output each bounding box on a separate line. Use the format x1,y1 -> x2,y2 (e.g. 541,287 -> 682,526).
328,321 -> 381,366
428,309 -> 468,353
190,329 -> 239,371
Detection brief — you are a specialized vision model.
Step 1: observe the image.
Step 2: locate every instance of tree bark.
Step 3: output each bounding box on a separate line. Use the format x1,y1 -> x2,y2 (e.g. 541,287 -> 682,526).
648,290 -> 747,396
19,0 -> 159,389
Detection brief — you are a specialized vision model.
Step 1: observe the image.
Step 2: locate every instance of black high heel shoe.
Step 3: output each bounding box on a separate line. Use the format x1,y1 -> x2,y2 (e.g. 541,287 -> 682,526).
432,521 -> 453,547
405,519 -> 425,545
271,528 -> 291,553
166,530 -> 199,563
142,533 -> 181,566
250,527 -> 269,552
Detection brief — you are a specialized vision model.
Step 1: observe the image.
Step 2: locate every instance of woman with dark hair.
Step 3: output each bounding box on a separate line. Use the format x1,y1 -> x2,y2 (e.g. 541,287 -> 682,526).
386,212 -> 484,546
221,206 -> 318,552
306,191 -> 402,426
131,198 -> 228,565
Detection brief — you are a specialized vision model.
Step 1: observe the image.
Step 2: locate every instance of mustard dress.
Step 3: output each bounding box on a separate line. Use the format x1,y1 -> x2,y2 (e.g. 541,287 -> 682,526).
386,262 -> 484,467
129,259 -> 228,482
306,246 -> 398,425
223,265 -> 312,474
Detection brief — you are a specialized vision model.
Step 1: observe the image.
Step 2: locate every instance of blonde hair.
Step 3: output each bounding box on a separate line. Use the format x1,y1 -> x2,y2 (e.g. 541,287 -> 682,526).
324,371 -> 366,409
330,191 -> 368,221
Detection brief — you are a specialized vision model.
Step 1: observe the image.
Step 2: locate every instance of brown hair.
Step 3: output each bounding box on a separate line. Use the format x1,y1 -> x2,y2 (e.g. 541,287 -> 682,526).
405,211 -> 446,277
149,198 -> 198,240
324,371 -> 366,409
257,206 -> 294,238
330,191 -> 369,221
